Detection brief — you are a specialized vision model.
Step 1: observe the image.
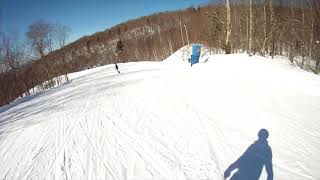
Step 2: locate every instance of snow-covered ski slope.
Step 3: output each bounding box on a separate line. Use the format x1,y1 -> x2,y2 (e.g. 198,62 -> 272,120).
1,47 -> 320,180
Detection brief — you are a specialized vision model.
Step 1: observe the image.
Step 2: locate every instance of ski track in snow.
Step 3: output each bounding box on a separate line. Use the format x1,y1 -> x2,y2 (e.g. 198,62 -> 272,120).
1,52 -> 320,180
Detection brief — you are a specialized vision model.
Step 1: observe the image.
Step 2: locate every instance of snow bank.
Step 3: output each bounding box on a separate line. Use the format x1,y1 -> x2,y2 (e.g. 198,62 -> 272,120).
164,44 -> 212,64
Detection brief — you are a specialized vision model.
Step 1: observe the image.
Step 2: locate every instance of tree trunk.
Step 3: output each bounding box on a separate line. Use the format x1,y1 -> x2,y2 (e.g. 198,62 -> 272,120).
179,19 -> 185,47
269,0 -> 276,58
180,19 -> 186,59
167,35 -> 173,54
184,25 -> 190,46
184,24 -> 190,57
309,4 -> 314,69
262,1 -> 268,56
249,0 -> 254,55
246,3 -> 249,53
301,0 -> 306,67
289,0 -> 296,64
225,0 -> 232,54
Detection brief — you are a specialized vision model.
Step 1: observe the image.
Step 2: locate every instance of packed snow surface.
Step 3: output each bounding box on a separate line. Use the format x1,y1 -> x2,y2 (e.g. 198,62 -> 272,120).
1,49 -> 320,180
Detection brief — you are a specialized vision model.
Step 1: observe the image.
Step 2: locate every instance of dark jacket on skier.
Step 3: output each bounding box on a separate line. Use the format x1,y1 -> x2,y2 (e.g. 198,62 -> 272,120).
115,63 -> 120,73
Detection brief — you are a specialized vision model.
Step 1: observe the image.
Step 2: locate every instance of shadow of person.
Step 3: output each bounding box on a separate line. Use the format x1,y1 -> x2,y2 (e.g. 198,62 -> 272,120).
224,129 -> 273,180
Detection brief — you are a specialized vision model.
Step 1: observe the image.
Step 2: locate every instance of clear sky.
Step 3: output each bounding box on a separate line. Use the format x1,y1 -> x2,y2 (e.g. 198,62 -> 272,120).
1,0 -> 210,43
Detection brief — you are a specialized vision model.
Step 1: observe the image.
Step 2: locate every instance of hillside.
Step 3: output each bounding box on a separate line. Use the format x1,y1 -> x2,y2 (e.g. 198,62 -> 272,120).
1,2 -> 319,106
1,47 -> 320,179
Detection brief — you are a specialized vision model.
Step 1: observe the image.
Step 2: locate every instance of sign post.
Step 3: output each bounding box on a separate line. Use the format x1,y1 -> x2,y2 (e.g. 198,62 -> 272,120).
191,44 -> 201,66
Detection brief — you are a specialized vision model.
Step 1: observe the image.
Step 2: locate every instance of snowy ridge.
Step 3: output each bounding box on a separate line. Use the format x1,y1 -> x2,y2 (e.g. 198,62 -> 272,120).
0,50 -> 320,179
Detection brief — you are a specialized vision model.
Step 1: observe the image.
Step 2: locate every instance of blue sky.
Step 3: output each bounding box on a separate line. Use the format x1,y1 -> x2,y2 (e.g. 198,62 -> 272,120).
1,0 -> 210,43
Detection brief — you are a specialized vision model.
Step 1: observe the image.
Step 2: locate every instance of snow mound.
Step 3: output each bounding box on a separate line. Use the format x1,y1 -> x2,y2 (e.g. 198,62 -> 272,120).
164,44 -> 211,64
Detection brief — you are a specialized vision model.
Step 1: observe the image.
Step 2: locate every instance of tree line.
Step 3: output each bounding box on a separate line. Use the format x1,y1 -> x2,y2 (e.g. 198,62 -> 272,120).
220,0 -> 320,73
0,1 -> 319,106
0,20 -> 70,105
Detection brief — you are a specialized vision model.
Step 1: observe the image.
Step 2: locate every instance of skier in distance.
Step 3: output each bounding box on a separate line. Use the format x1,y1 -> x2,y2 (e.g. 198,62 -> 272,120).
115,63 -> 120,74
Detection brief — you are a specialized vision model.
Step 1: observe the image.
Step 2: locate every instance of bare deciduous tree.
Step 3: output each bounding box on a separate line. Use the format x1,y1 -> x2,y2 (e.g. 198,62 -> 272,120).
1,33 -> 27,70
225,0 -> 232,54
179,18 -> 185,47
26,19 -> 51,58
0,32 -> 7,72
261,0 -> 268,56
1,32 -> 31,95
269,0 -> 276,58
53,23 -> 71,48
249,0 -> 254,55
311,0 -> 320,73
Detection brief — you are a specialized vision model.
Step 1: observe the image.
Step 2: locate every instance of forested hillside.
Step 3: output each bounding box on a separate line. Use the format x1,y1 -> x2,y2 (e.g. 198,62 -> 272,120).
1,1 -> 319,106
